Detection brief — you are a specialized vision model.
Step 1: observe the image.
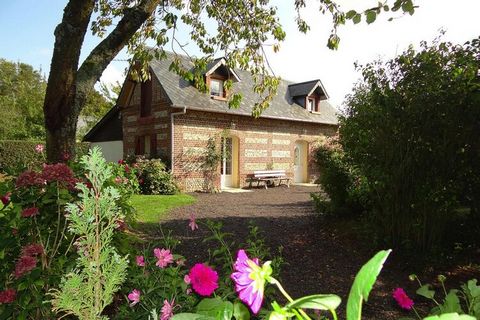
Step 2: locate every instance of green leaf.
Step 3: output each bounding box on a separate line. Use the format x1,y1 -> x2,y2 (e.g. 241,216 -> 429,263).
423,313 -> 476,320
352,14 -> 362,24
466,279 -> 480,298
417,285 -> 436,299
346,249 -> 391,320
439,290 -> 462,314
196,298 -> 234,320
171,313 -> 215,320
286,294 -> 341,311
365,11 -> 377,24
346,10 -> 357,19
233,301 -> 250,320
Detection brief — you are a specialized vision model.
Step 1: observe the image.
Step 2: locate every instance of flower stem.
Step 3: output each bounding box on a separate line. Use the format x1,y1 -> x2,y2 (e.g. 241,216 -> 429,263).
270,278 -> 312,320
412,306 -> 422,320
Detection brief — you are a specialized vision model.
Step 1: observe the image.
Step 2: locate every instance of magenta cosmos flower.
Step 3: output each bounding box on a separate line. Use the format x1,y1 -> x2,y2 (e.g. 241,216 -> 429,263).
128,289 -> 141,306
231,250 -> 272,314
393,288 -> 414,310
188,263 -> 218,296
21,207 -> 39,218
154,248 -> 174,268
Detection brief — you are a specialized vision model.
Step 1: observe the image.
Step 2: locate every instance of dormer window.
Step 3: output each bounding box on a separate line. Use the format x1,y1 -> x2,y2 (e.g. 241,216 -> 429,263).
307,98 -> 314,112
210,78 -> 224,97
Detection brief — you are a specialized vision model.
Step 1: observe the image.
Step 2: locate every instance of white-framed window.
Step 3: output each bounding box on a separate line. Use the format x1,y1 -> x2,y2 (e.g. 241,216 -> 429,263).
307,98 -> 314,111
210,79 -> 224,97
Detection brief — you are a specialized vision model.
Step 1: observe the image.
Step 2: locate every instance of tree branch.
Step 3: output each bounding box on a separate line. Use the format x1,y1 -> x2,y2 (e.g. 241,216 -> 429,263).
75,0 -> 161,113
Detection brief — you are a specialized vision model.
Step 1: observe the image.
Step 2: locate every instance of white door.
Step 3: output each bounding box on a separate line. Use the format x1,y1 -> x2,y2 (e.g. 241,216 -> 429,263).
294,142 -> 306,183
221,137 -> 233,188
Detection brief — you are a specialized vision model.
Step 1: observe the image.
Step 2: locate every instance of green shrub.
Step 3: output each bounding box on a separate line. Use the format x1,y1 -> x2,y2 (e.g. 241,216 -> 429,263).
340,37 -> 480,251
0,140 -> 90,173
312,138 -> 369,217
136,158 -> 179,195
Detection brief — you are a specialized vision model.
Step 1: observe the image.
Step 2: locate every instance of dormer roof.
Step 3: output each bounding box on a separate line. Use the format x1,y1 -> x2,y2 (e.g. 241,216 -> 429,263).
205,57 -> 241,82
288,79 -> 329,99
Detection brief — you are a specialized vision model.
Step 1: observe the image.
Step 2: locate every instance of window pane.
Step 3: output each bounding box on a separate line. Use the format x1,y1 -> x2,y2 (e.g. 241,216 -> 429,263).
308,99 -> 314,111
210,79 -> 223,96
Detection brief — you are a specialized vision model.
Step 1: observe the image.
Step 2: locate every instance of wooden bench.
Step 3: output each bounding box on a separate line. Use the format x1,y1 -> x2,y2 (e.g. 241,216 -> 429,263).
246,170 -> 290,189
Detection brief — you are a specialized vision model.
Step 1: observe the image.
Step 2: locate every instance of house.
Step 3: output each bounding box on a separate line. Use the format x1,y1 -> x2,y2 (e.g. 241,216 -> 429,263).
84,52 -> 338,191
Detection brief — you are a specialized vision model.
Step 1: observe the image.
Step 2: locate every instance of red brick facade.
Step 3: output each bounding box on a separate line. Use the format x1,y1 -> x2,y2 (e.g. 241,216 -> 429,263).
122,75 -> 337,192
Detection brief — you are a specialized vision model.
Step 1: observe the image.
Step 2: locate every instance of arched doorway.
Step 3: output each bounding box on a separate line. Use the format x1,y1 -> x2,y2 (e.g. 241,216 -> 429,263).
221,136 -> 240,188
294,141 -> 308,183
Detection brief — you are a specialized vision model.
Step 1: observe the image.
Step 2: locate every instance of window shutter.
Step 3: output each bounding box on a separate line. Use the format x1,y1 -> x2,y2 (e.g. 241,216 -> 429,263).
140,78 -> 152,117
135,136 -> 145,155
135,136 -> 141,155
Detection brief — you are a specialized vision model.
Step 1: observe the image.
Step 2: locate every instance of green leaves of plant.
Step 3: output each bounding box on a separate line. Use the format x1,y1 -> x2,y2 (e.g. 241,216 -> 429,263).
233,301 -> 250,320
196,298 -> 234,320
423,313 -> 477,320
285,294 -> 341,311
346,249 -> 391,320
417,284 -> 436,299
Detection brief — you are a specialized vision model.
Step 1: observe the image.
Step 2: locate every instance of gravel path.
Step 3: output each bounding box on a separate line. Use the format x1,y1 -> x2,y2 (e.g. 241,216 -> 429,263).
141,185 -> 479,319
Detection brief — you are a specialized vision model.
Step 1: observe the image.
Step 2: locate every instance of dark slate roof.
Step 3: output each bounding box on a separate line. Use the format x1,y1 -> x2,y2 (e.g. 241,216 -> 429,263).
83,106 -> 122,142
150,53 -> 338,125
288,79 -> 328,98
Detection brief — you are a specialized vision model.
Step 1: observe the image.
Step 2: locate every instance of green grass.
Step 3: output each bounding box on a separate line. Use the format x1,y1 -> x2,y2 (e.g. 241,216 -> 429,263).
130,194 -> 197,224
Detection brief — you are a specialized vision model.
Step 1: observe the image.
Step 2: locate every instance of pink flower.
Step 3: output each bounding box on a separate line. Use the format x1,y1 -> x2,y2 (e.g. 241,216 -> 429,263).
161,299 -> 175,320
118,159 -> 125,164
15,255 -> 37,278
124,165 -> 130,173
186,288 -> 192,295
35,144 -> 44,153
153,248 -> 174,268
21,207 -> 39,218
21,244 -> 44,257
231,250 -> 272,314
188,263 -> 218,296
184,275 -> 191,284
393,288 -> 414,310
0,288 -> 16,304
1,192 -> 11,206
188,214 -> 198,231
136,256 -> 145,267
114,177 -> 122,184
128,289 -> 141,306
62,152 -> 71,161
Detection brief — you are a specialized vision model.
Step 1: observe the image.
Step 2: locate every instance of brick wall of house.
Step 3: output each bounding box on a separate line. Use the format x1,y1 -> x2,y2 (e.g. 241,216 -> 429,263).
172,109 -> 337,191
121,77 -> 172,162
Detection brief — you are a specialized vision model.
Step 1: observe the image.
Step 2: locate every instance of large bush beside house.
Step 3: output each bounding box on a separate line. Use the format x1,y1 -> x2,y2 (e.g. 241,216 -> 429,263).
338,37 -> 480,251
136,158 -> 179,195
312,137 -> 369,217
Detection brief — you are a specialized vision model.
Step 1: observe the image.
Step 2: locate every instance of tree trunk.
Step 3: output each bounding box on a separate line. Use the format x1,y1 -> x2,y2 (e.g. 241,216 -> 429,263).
44,0 -> 161,162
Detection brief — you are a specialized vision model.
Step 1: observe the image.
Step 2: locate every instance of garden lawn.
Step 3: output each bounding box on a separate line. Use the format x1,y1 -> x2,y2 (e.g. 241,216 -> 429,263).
131,194 -> 196,223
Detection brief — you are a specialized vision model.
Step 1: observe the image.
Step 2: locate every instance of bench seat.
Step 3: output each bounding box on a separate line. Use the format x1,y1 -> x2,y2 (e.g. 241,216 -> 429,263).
246,170 -> 290,189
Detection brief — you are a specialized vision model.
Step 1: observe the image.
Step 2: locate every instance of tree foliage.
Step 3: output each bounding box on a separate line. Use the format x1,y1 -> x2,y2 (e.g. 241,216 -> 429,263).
0,58 -> 114,141
43,0 -> 417,161
339,36 -> 480,250
0,59 -> 46,140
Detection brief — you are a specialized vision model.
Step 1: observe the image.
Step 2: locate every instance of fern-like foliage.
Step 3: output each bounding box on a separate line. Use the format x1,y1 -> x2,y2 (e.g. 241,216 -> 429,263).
50,147 -> 128,319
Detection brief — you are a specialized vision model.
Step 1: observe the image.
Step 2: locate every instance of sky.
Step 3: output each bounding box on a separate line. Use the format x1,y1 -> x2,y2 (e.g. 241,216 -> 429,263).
0,0 -> 479,108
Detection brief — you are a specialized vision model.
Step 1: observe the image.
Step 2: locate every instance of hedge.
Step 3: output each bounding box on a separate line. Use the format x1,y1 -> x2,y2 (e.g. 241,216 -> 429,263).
0,140 -> 90,173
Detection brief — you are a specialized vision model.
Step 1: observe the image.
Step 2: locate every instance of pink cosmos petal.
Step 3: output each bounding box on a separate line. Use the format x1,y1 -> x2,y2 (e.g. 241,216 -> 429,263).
188,214 -> 198,231
128,289 -> 141,306
136,256 -> 145,267
184,275 -> 191,284
154,248 -> 174,268
161,299 -> 175,320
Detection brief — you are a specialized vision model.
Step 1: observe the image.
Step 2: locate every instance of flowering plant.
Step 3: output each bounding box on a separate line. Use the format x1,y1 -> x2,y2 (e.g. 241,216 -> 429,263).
0,160 -> 79,318
394,274 -> 480,319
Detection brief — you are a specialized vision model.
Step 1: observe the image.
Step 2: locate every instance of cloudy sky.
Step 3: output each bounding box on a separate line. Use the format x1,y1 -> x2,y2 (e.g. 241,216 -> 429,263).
0,0 -> 478,108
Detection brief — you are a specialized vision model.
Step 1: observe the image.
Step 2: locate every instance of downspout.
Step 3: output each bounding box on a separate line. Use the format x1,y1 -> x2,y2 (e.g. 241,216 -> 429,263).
170,106 -> 187,174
